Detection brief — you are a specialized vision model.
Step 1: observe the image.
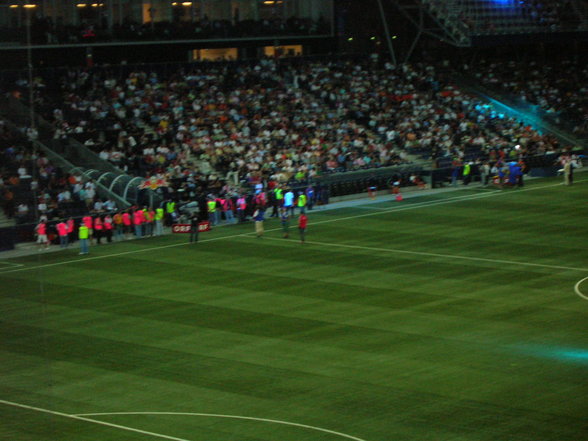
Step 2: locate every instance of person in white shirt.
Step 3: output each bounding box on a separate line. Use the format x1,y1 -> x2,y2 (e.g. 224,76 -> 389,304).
283,189 -> 295,215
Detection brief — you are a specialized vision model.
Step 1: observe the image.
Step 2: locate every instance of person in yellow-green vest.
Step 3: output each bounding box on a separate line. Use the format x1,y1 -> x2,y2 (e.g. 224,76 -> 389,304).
154,207 -> 164,236
462,162 -> 472,186
275,186 -> 284,206
208,198 -> 219,226
165,200 -> 176,226
143,207 -> 153,236
297,192 -> 307,214
78,224 -> 89,255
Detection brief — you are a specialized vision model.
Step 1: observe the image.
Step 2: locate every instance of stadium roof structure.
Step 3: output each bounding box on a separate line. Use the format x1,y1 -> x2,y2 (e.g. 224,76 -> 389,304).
391,0 -> 588,48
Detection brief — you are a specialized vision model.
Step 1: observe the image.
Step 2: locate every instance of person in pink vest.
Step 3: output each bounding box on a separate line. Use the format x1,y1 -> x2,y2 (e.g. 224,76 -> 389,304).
82,215 -> 93,242
133,209 -> 144,238
35,219 -> 49,250
94,216 -> 104,245
221,197 -> 236,224
66,217 -> 75,244
103,214 -> 113,243
56,220 -> 69,248
237,195 -> 247,223
122,210 -> 132,239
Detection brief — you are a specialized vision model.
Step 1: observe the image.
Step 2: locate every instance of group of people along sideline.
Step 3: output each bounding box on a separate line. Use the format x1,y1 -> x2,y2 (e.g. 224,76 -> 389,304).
34,205 -> 167,254
33,183 -> 315,254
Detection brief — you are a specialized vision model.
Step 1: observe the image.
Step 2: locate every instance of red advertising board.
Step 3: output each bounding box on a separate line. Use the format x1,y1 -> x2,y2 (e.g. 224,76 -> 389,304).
172,222 -> 211,233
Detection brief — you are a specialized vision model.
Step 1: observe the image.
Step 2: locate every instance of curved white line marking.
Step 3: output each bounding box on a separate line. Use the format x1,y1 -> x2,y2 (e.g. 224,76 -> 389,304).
574,277 -> 588,301
0,400 -> 191,441
74,412 -> 370,441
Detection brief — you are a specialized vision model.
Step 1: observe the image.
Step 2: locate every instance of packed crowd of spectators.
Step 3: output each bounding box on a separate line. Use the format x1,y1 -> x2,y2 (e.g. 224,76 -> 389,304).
466,58 -> 588,139
25,57 -> 568,191
40,59 -> 413,191
4,56 -> 574,224
296,58 -> 562,167
0,15 -> 329,46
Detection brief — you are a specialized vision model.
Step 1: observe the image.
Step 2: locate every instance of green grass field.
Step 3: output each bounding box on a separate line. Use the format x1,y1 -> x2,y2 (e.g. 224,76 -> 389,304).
1,175 -> 588,441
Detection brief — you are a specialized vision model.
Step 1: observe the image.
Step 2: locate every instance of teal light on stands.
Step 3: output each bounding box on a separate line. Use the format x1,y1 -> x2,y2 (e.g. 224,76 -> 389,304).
517,344 -> 588,364
553,349 -> 588,362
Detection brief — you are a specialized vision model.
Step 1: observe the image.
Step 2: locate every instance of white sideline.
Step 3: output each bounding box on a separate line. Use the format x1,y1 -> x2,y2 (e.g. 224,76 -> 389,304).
0,179 -> 583,275
0,261 -> 23,267
0,399 -> 192,441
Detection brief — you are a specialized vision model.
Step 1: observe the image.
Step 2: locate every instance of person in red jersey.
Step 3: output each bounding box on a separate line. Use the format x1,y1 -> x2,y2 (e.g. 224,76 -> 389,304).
298,213 -> 308,244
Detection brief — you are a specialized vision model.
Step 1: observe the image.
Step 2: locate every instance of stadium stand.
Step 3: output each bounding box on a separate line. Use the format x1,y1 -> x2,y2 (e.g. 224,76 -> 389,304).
466,58 -> 588,140
0,16 -> 330,46
5,56 -> 572,197
0,121 -> 89,225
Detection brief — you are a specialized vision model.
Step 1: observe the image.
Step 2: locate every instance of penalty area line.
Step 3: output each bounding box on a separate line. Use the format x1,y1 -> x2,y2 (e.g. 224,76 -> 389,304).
259,236 -> 588,273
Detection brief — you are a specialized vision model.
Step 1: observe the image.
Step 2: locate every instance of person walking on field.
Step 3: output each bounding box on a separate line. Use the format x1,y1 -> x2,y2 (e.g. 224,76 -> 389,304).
190,214 -> 199,244
280,207 -> 290,238
297,192 -> 307,214
283,188 -> 295,215
298,213 -> 308,244
253,206 -> 265,238
78,223 -> 89,255
564,160 -> 573,185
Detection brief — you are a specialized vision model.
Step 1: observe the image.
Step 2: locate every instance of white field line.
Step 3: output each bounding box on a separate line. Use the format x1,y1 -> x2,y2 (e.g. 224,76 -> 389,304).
308,182 -> 570,228
0,179 -> 582,276
74,411 -> 370,441
0,400 -> 372,441
351,205 -> 392,211
574,277 -> 588,301
0,261 -> 24,267
261,236 -> 588,273
0,399 -> 192,441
